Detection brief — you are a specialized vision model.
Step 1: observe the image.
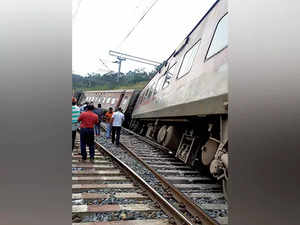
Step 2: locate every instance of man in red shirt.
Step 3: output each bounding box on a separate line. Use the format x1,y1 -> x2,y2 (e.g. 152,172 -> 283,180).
77,104 -> 98,162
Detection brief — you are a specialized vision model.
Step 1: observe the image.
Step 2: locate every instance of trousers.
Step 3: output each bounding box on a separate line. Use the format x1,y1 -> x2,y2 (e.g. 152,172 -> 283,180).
80,128 -> 95,160
106,123 -> 112,138
111,126 -> 121,145
72,130 -> 76,151
94,123 -> 100,135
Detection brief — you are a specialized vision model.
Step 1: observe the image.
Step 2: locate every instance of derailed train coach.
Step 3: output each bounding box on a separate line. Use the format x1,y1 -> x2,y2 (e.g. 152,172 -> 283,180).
129,0 -> 228,196
81,89 -> 140,128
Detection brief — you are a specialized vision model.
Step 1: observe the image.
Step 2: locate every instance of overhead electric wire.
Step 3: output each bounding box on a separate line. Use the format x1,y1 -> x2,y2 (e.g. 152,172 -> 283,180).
116,0 -> 160,49
99,58 -> 113,71
72,0 -> 83,23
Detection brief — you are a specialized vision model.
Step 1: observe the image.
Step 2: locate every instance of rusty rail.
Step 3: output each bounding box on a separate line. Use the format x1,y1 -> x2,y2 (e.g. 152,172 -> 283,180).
119,141 -> 220,225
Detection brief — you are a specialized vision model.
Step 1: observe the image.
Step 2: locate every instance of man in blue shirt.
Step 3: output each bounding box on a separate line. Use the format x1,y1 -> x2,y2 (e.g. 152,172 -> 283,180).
93,104 -> 103,136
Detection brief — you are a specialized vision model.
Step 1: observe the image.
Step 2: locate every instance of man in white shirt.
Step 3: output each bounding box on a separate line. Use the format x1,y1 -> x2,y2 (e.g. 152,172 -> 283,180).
111,107 -> 125,146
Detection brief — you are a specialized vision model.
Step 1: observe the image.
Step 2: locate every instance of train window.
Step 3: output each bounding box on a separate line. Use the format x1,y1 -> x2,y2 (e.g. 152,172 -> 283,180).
148,82 -> 155,97
138,96 -> 142,104
177,40 -> 201,79
206,13 -> 228,60
122,97 -> 128,105
142,87 -> 150,102
163,63 -> 176,89
154,75 -> 166,95
102,97 -> 106,103
144,87 -> 151,99
111,98 -> 116,105
140,92 -> 145,103
106,97 -> 111,103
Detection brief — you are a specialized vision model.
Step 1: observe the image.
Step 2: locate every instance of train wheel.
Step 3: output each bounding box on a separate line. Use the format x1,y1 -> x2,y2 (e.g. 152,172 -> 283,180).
146,125 -> 154,139
222,179 -> 229,202
157,125 -> 167,144
162,126 -> 180,150
201,138 -> 218,166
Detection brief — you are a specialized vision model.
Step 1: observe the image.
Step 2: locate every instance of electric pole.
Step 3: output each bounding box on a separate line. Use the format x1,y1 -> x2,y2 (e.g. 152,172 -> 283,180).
109,50 -> 161,82
113,56 -> 126,83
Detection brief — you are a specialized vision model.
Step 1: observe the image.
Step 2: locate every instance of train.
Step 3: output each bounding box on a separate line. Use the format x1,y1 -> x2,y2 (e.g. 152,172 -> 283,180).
79,0 -> 228,198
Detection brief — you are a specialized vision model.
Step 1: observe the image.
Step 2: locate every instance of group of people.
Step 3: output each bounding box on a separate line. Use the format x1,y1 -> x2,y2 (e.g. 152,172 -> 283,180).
72,98 -> 125,162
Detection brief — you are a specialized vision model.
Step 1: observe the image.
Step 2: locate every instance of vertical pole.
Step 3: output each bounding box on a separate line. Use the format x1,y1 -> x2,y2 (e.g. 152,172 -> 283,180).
116,56 -> 125,83
117,60 -> 121,83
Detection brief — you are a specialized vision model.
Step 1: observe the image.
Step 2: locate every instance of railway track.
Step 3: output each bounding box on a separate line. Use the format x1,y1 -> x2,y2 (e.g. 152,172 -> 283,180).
72,137 -> 193,225
97,126 -> 228,225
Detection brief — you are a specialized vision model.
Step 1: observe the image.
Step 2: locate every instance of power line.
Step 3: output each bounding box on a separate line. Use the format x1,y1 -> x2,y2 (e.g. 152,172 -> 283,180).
72,0 -> 83,23
99,58 -> 113,71
116,0 -> 160,49
109,50 -> 161,66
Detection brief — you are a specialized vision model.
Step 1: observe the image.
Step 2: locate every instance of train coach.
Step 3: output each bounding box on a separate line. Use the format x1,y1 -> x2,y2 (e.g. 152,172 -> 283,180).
130,0 -> 228,196
81,89 -> 140,127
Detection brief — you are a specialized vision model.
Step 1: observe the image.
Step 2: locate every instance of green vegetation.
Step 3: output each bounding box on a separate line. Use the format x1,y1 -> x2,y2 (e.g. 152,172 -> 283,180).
72,66 -> 162,92
85,80 -> 149,91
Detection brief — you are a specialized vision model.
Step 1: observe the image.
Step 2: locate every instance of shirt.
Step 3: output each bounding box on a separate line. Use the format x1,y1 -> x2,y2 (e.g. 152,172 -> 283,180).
112,111 -> 124,127
105,112 -> 113,123
80,104 -> 87,113
72,105 -> 80,131
78,111 -> 99,128
93,108 -> 103,122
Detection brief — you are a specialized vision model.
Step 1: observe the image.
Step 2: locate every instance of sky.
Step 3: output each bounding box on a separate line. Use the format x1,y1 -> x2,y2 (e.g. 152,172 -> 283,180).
72,0 -> 216,76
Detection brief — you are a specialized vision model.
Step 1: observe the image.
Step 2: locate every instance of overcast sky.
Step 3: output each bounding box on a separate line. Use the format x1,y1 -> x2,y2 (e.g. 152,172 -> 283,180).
72,0 -> 216,76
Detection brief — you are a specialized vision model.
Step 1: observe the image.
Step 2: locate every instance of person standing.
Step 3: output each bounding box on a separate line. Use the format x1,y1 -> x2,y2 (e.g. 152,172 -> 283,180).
111,107 -> 125,146
77,105 -> 98,162
80,102 -> 88,113
72,100 -> 80,151
104,107 -> 113,139
93,104 -> 103,136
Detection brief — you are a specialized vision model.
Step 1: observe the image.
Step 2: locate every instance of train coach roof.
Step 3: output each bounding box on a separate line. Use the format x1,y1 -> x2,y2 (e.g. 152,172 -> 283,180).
140,0 -> 221,91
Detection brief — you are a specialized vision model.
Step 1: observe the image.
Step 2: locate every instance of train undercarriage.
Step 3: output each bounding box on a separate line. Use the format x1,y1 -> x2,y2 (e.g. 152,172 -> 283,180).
129,114 -> 229,200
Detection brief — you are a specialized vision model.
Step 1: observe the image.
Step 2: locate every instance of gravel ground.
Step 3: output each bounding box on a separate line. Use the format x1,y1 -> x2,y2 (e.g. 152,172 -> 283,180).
96,135 -> 168,196
192,197 -> 226,205
74,180 -> 133,184
85,188 -> 139,194
203,209 -> 228,218
85,198 -> 154,205
72,197 -> 153,206
79,210 -> 169,222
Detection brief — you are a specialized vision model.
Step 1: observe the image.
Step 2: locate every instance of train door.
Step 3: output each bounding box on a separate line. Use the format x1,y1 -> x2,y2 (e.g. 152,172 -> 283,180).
116,91 -> 125,108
